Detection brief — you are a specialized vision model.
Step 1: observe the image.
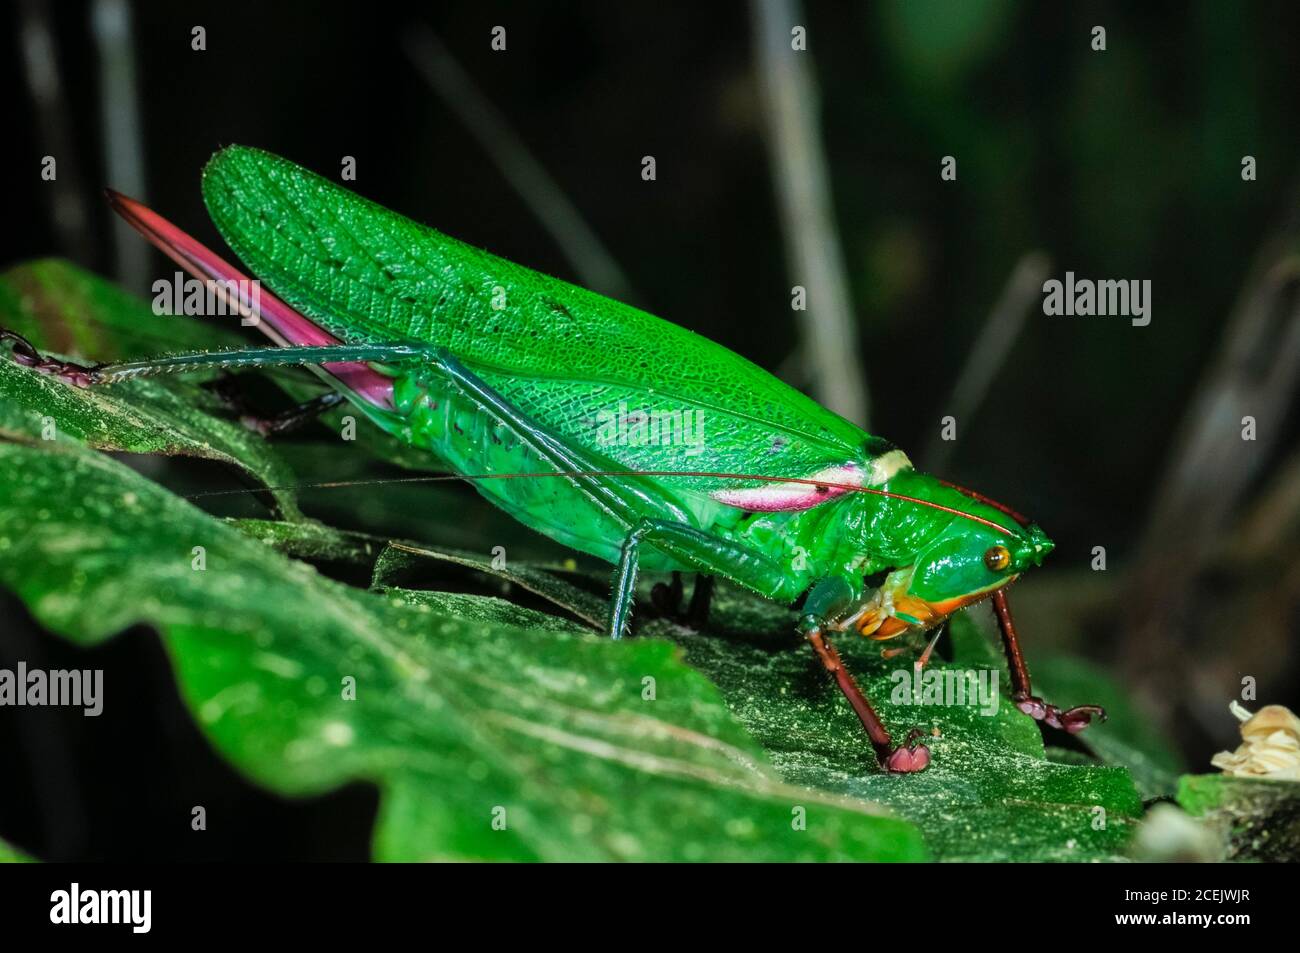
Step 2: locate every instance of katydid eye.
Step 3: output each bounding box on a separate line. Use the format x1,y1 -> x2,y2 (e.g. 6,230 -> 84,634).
984,545 -> 1012,572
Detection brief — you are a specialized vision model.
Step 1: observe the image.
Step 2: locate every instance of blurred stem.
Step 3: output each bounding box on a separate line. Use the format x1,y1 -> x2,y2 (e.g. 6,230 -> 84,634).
1124,200 -> 1300,730
402,24 -> 635,303
923,251 -> 1052,470
1138,250 -> 1300,561
1230,449 -> 1300,562
18,0 -> 93,266
93,0 -> 149,296
750,0 -> 868,427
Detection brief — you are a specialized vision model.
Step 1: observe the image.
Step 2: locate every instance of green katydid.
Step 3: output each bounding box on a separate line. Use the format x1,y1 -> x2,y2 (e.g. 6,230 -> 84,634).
2,145 -> 1105,772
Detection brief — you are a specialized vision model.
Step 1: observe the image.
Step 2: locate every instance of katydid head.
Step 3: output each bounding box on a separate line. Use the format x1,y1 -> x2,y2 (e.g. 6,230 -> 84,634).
846,474 -> 1054,640
905,518 -> 1053,607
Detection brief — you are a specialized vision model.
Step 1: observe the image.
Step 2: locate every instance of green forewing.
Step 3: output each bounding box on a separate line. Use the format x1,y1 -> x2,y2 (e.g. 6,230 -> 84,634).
200,146 -> 869,490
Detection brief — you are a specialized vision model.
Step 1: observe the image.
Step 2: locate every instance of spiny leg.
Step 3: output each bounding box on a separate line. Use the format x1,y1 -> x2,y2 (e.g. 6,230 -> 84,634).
0,332 -> 426,386
608,524 -> 649,639
991,590 -> 1106,733
802,577 -> 930,772
807,630 -> 929,773
87,342 -> 425,382
1,333 -> 391,438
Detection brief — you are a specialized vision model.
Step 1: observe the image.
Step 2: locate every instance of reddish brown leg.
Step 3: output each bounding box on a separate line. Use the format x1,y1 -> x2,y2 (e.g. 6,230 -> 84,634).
991,590 -> 1106,733
806,628 -> 930,772
2,330 -> 98,387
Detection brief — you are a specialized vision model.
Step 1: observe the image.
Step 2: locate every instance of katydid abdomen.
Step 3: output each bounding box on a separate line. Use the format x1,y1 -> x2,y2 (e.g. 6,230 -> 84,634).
3,145 -> 1108,772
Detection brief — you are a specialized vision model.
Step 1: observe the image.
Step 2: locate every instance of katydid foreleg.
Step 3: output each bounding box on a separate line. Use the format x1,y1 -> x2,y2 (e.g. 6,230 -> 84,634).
936,480 -> 1109,735
991,591 -> 1106,733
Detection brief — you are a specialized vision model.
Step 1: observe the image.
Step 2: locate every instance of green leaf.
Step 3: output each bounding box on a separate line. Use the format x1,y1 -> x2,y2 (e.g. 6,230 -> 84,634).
372,540 -> 609,630
0,443 -> 926,862
0,259 -> 246,359
333,521 -> 1148,861
0,261 -> 301,518
879,0 -> 1018,87
645,596 -> 1144,861
0,838 -> 34,863
369,544 -> 1148,861
383,586 -> 580,635
1033,654 -> 1184,798
1177,774 -> 1300,862
228,516 -> 383,564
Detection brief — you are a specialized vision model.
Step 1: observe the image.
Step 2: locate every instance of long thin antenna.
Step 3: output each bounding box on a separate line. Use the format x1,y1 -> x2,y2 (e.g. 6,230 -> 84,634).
937,479 -> 1031,528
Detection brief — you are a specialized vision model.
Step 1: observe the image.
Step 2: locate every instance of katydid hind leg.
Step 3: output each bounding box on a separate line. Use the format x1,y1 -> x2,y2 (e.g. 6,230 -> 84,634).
801,577 -> 930,772
0,333 -> 415,404
425,347 -> 794,600
1,329 -> 97,387
991,590 -> 1106,733
81,343 -> 425,384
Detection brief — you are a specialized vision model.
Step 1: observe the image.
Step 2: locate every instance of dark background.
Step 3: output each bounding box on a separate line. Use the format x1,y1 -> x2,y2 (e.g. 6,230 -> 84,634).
2,0 -> 1298,859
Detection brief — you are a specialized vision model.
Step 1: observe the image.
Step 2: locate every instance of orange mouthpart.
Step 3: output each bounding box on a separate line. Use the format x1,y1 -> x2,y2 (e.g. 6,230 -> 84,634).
855,593 -> 984,640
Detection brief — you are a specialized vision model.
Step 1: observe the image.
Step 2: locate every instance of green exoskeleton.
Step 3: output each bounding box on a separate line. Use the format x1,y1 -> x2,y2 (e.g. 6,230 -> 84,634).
1,146 -> 1104,772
